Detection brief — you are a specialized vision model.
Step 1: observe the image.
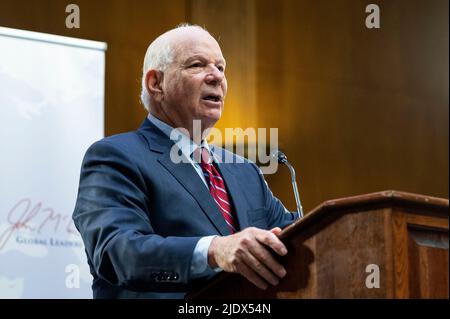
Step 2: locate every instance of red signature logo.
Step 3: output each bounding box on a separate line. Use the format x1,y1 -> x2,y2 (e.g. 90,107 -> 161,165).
0,198 -> 78,251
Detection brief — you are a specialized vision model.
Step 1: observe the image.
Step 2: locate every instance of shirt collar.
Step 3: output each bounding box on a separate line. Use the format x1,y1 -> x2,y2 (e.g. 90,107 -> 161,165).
147,113 -> 216,162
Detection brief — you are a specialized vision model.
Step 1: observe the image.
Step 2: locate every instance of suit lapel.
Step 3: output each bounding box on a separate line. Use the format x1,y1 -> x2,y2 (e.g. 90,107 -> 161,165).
138,119 -> 231,236
157,152 -> 231,235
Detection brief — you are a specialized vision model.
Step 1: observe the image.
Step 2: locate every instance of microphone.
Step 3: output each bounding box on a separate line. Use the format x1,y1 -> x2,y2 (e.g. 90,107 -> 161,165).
274,150 -> 304,218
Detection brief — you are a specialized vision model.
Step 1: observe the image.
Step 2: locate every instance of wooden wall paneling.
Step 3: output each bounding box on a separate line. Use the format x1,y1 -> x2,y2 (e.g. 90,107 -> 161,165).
255,0 -> 448,212
189,0 -> 258,140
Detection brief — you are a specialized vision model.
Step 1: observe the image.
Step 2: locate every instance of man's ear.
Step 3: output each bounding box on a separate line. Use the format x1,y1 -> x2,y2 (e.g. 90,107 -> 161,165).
145,70 -> 164,103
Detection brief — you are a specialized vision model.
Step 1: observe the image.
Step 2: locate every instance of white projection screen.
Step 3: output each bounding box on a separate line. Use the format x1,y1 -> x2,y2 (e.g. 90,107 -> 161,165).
0,27 -> 106,298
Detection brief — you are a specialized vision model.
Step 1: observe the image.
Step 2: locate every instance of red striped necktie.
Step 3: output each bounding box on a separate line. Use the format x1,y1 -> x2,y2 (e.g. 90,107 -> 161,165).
198,147 -> 239,233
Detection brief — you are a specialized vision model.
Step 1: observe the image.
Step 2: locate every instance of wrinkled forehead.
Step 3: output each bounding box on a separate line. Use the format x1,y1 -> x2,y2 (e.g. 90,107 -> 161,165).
169,29 -> 225,64
143,27 -> 226,72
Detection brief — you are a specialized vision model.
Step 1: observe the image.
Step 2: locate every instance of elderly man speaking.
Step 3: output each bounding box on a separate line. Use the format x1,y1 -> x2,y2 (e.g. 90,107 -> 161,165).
73,24 -> 299,299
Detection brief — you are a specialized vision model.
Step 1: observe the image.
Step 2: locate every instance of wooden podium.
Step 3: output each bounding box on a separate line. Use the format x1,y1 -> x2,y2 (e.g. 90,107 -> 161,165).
188,190 -> 449,299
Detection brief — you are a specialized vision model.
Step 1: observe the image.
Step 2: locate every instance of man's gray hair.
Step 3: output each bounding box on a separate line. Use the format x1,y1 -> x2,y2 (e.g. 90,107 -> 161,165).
140,24 -> 208,111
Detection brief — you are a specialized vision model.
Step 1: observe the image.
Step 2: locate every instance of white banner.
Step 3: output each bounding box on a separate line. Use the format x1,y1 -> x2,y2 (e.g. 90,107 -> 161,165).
0,27 -> 106,298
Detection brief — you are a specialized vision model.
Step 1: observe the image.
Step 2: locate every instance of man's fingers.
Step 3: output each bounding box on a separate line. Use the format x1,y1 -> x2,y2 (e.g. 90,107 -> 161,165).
248,243 -> 286,279
238,262 -> 269,290
270,227 -> 282,235
244,251 -> 280,286
214,229 -> 288,290
255,230 -> 288,256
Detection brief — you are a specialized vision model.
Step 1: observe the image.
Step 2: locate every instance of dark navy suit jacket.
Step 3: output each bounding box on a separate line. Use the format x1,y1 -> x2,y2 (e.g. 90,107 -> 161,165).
72,118 -> 297,298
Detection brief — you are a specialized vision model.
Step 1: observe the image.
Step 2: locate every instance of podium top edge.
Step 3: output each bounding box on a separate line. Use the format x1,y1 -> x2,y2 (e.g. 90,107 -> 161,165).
280,190 -> 448,240
320,190 -> 449,210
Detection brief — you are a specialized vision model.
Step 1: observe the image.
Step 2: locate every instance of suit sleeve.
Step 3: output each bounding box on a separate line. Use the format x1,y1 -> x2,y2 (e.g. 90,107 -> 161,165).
251,163 -> 299,229
72,140 -> 201,292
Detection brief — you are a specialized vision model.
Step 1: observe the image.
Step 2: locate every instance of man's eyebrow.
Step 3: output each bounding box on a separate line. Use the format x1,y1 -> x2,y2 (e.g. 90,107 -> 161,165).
185,55 -> 226,65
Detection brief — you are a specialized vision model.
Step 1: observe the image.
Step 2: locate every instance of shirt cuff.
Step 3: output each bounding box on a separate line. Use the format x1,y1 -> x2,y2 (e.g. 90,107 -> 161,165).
190,235 -> 222,279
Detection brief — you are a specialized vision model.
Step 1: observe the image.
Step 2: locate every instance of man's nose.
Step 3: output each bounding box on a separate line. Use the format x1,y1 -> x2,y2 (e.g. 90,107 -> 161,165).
205,66 -> 225,85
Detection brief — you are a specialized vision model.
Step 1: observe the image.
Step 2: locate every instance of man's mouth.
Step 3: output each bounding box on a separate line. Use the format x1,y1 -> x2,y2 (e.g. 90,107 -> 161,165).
202,94 -> 222,103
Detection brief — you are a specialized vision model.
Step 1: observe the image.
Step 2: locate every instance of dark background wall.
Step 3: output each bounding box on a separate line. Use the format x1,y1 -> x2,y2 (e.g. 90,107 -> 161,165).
1,0 -> 448,212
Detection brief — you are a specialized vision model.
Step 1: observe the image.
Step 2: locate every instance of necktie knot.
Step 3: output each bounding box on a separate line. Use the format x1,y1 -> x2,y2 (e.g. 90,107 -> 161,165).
201,147 -> 212,165
193,146 -> 212,166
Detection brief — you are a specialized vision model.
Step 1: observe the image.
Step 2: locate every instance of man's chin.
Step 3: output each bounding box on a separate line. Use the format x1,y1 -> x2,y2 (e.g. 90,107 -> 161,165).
202,111 -> 222,126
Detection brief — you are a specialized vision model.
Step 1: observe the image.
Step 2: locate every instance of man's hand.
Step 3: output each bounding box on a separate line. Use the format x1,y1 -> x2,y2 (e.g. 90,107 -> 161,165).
208,227 -> 287,290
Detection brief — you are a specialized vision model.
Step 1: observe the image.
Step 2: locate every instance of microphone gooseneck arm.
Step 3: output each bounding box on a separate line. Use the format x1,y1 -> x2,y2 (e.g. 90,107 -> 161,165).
284,160 -> 304,218
276,151 -> 304,218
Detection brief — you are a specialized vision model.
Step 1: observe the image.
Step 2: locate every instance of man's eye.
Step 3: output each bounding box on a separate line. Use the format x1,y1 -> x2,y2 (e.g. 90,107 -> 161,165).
190,63 -> 202,68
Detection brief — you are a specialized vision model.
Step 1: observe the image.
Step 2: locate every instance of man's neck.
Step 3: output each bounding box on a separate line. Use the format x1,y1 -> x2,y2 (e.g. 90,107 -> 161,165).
149,112 -> 211,145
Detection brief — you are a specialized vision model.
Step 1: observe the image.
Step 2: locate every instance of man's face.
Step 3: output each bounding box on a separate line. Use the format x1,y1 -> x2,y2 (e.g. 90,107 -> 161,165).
161,31 -> 227,132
